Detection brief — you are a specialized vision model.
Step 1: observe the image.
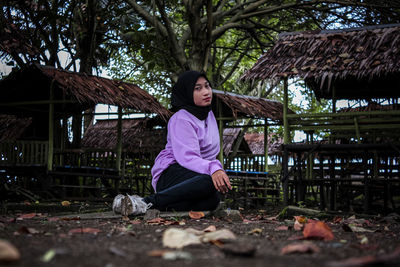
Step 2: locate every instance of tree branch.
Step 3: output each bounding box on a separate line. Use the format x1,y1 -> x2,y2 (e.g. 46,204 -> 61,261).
125,0 -> 169,37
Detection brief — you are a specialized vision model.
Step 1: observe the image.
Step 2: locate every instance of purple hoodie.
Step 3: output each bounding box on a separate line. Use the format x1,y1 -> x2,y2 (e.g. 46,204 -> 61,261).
151,109 -> 223,191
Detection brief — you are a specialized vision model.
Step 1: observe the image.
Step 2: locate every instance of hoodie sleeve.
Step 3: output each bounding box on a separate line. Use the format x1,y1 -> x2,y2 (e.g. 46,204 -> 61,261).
168,115 -> 223,176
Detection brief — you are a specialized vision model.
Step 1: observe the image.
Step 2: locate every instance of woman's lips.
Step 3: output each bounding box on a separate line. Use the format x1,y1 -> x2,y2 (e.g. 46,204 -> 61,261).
203,97 -> 211,102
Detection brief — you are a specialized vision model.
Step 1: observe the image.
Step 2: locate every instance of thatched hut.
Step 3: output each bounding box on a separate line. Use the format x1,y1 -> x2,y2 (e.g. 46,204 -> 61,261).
0,64 -> 171,175
243,23 -> 400,100
242,24 -> 400,211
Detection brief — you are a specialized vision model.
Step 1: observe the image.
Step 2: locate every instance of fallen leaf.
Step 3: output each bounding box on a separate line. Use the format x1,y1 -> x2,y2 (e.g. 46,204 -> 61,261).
61,201 -> 71,206
68,228 -> 101,235
294,216 -> 307,224
266,215 -> 279,221
41,249 -> 56,262
146,217 -> 164,224
248,228 -> 263,235
303,221 -> 334,241
162,227 -> 236,249
162,228 -> 201,249
201,229 -> 236,242
147,249 -> 171,257
203,225 -> 216,232
17,213 -> 36,220
209,239 -> 224,247
294,216 -> 306,231
0,240 -> 20,262
189,211 -> 205,219
16,226 -> 40,235
333,216 -> 343,224
359,235 -> 369,245
275,225 -> 289,231
146,217 -> 179,226
281,242 -> 320,255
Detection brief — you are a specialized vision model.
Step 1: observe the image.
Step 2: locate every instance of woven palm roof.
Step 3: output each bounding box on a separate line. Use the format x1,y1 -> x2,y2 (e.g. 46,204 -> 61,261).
212,89 -> 292,121
0,115 -> 32,142
242,24 -> 400,100
0,64 -> 171,120
82,118 -> 166,154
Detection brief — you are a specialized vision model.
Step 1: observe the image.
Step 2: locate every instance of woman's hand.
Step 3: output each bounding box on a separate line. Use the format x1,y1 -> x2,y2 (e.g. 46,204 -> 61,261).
211,170 -> 232,194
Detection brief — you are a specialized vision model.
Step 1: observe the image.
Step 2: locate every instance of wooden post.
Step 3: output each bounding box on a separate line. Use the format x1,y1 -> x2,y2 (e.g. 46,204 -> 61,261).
264,119 -> 268,172
283,145 -> 289,206
116,106 -> 122,172
217,98 -> 224,168
332,86 -> 336,113
47,80 -> 55,171
283,78 -> 289,144
354,117 -> 361,144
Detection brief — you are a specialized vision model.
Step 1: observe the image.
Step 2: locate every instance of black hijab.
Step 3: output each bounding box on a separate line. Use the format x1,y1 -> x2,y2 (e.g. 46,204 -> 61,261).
171,70 -> 212,121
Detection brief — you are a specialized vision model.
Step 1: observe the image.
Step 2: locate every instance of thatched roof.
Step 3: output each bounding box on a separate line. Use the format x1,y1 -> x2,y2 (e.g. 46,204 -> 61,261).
338,102 -> 400,113
0,64 -> 171,120
212,89 -> 292,121
82,118 -> 167,154
0,115 -> 32,142
222,128 -> 251,156
244,132 -> 283,155
242,24 -> 400,100
83,119 -> 254,156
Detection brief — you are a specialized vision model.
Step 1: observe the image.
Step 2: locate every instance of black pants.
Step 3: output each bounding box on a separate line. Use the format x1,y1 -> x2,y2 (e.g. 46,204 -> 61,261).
143,163 -> 220,211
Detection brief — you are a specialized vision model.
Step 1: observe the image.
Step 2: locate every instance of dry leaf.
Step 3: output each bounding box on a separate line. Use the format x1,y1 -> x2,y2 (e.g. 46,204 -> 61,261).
203,225 -> 216,232
147,249 -> 171,257
162,227 -> 236,249
17,213 -> 36,220
162,228 -> 201,249
201,229 -> 236,242
333,216 -> 343,224
281,242 -> 320,255
40,249 -> 56,262
189,211 -> 205,219
61,201 -> 71,206
294,216 -> 307,224
16,226 -> 40,235
294,216 -> 307,231
303,221 -> 334,241
0,240 -> 20,262
68,228 -> 101,235
248,228 -> 263,235
275,225 -> 289,231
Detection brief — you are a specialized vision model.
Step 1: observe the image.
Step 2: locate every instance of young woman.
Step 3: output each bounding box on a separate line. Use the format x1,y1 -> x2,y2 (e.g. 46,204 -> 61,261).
113,70 -> 232,216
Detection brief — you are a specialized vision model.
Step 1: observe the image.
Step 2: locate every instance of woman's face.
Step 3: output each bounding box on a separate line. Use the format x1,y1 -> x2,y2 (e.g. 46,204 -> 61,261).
193,76 -> 212,107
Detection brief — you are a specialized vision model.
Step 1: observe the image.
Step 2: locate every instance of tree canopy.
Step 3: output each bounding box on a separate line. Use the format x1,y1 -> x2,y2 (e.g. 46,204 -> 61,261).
2,0 -> 400,102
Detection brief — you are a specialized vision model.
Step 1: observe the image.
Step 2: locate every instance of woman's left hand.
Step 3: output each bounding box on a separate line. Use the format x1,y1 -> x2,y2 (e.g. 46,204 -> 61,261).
211,170 -> 232,194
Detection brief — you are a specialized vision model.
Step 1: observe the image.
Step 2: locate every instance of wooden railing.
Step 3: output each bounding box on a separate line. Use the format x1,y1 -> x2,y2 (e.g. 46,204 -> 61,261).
287,110 -> 400,141
0,141 -> 48,165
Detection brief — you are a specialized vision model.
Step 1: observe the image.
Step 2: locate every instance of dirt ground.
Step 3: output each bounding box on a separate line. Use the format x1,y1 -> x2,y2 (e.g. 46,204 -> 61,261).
1,203 -> 400,267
